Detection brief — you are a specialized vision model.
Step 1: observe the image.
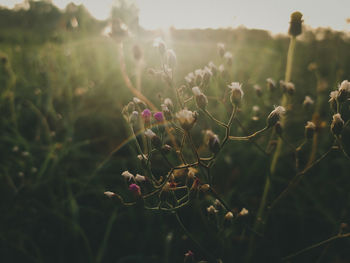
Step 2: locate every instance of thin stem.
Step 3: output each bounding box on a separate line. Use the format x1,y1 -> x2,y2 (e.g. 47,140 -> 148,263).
229,127 -> 268,141
282,233 -> 350,261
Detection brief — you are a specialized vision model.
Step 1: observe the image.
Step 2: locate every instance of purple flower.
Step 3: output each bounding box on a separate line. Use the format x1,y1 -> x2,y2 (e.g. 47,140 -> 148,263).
128,183 -> 141,195
141,109 -> 151,122
153,112 -> 164,122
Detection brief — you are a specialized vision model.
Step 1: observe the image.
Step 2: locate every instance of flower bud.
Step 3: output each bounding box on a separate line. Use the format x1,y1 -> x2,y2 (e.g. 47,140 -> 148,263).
153,112 -> 164,123
267,106 -> 286,128
288,11 -> 303,37
194,69 -> 203,86
238,208 -> 249,217
167,49 -> 177,69
176,109 -> 197,131
192,86 -> 208,110
207,205 -> 218,215
217,43 -> 225,57
224,211 -> 234,221
303,96 -> 314,108
331,113 -> 344,136
228,82 -> 243,105
128,183 -> 141,196
142,109 -> 152,125
254,84 -> 262,97
104,191 -> 116,198
266,78 -> 276,92
202,66 -> 212,86
337,80 -> 350,103
329,91 -> 339,112
129,111 -> 139,126
205,130 -> 220,154
145,129 -> 162,149
305,121 -> 316,139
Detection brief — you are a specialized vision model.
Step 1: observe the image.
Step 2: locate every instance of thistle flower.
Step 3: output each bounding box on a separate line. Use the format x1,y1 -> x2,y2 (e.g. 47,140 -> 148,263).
288,11 -> 303,37
129,183 -> 141,196
254,84 -> 262,97
176,109 -> 197,130
266,78 -> 276,92
205,130 -> 220,154
142,109 -> 152,123
224,51 -> 233,66
228,82 -> 244,105
331,113 -> 344,136
329,90 -> 339,112
217,42 -> 225,57
305,121 -> 316,139
122,171 -> 134,181
192,86 -> 208,109
153,37 -> 166,55
167,49 -> 177,69
303,96 -> 314,108
145,129 -> 162,148
208,61 -> 217,76
338,80 -> 350,103
153,112 -> 164,122
267,106 -> 286,128
135,174 -> 146,183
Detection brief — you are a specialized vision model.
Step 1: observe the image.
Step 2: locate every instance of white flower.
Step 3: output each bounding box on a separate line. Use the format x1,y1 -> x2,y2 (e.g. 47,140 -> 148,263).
239,208 -> 249,216
121,171 -> 134,181
228,82 -> 244,104
207,205 -> 218,214
192,86 -> 202,96
135,174 -> 146,182
144,129 -> 156,139
176,109 -> 196,130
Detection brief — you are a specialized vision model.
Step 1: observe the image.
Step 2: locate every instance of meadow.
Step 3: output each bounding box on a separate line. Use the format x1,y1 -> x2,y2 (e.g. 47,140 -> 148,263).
0,2 -> 350,262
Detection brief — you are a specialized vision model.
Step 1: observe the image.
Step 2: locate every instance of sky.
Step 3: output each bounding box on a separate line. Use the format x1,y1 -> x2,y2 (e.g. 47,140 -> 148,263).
1,0 -> 350,34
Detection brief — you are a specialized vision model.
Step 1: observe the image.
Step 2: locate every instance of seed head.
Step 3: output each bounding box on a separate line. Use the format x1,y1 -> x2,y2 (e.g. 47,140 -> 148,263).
267,106 -> 286,128
228,82 -> 244,105
305,121 -> 316,139
192,86 -> 208,110
331,113 -> 344,136
266,78 -> 276,92
288,11 -> 303,37
176,109 -> 197,130
303,96 -> 314,108
337,80 -> 350,103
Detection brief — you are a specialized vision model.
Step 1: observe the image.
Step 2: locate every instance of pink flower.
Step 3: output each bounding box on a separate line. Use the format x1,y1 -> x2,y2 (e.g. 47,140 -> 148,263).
128,183 -> 141,195
141,109 -> 151,122
153,112 -> 164,122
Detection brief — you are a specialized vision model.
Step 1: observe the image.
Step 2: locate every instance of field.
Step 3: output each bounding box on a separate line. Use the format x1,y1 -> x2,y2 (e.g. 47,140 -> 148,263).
0,2 -> 350,263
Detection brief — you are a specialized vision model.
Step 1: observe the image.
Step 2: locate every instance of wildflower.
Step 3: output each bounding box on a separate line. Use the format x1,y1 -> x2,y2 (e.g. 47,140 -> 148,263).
267,106 -> 286,128
224,51 -> 233,66
122,171 -> 134,181
163,98 -> 174,110
288,11 -> 303,37
266,78 -> 276,92
185,72 -> 195,86
254,84 -> 262,97
142,109 -> 152,123
145,129 -> 162,149
176,109 -> 197,131
217,43 -> 225,57
338,80 -> 350,103
303,96 -> 314,107
224,211 -> 234,221
238,208 -> 249,216
128,183 -> 141,196
104,191 -> 116,198
167,49 -> 177,69
207,205 -> 218,214
205,130 -> 220,154
202,66 -> 212,85
129,111 -> 139,125
153,112 -> 164,122
208,61 -> 217,76
192,86 -> 208,110
153,37 -> 166,55
194,69 -> 203,86
228,82 -> 244,105
329,90 -> 339,112
135,174 -> 146,183
331,113 -> 344,136
305,121 -> 316,139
